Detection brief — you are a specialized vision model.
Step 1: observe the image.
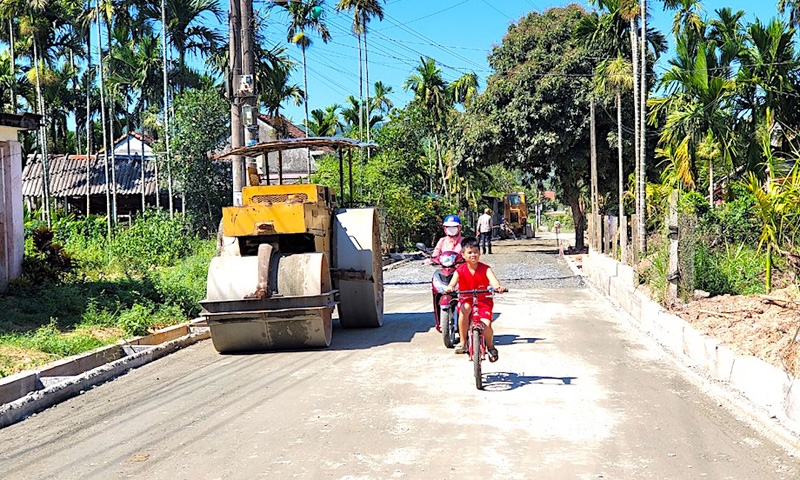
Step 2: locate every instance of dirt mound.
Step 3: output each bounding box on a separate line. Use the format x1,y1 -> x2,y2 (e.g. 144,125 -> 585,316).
669,288 -> 800,378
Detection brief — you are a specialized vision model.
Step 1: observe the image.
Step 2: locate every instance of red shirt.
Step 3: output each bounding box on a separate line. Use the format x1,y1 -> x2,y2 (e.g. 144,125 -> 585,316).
456,262 -> 493,307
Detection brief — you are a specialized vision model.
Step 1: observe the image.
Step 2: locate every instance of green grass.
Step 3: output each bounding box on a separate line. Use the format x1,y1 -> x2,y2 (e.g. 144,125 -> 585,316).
0,215 -> 215,378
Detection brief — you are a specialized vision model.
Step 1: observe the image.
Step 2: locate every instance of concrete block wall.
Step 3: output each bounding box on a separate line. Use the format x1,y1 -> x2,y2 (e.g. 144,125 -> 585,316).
582,251 -> 800,433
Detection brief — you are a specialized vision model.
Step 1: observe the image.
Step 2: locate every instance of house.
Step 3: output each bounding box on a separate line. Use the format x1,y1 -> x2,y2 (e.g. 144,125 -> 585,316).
0,112 -> 42,291
21,131 -> 180,218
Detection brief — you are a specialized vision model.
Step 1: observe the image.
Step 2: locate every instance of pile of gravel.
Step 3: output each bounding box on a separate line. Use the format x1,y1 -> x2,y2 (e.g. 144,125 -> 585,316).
383,250 -> 583,289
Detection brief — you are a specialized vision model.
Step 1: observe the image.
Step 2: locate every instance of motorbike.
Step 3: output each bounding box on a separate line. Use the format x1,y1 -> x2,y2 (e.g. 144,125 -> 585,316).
417,243 -> 463,348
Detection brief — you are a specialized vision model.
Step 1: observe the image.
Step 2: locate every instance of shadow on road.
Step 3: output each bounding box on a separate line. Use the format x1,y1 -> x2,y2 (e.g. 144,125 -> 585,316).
328,312 -> 433,350
493,334 -> 543,345
482,371 -> 577,391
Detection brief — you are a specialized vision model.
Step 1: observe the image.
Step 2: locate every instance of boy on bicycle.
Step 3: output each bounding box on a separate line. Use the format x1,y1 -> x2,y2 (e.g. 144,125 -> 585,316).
444,237 -> 506,361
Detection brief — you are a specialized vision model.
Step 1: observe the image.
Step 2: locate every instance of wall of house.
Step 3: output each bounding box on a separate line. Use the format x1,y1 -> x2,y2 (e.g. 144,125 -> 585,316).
0,141 -> 24,292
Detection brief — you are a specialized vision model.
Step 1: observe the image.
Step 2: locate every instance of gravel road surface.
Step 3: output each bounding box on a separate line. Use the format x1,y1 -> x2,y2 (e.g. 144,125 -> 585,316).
1,235 -> 799,479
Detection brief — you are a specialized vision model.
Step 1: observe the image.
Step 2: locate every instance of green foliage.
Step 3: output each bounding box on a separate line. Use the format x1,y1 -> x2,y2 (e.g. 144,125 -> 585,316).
543,212 -> 574,232
151,241 -> 215,317
116,302 -> 185,337
3,320 -> 106,357
458,5 -> 624,249
13,226 -> 74,288
638,236 -> 670,303
168,87 -> 232,234
1,215 -> 214,377
694,243 -> 766,296
108,210 -> 193,274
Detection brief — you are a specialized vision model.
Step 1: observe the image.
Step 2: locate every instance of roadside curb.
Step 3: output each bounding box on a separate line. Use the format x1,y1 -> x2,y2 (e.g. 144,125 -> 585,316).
580,250 -> 800,438
0,320 -> 210,429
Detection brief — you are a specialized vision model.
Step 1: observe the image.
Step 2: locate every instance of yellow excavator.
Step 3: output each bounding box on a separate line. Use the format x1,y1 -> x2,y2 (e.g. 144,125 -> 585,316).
200,138 -> 383,353
503,192 -> 533,238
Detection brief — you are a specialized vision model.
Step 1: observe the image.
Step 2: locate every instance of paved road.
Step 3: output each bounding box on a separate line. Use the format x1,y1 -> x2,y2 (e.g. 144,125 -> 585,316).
2,239 -> 799,479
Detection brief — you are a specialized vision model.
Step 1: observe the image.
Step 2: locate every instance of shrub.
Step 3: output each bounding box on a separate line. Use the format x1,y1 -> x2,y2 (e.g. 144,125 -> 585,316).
151,241 -> 214,317
695,243 -> 766,296
108,210 -> 192,273
7,320 -> 106,357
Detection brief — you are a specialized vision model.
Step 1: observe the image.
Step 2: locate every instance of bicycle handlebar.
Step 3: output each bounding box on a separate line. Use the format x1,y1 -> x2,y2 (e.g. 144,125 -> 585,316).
454,287 -> 508,296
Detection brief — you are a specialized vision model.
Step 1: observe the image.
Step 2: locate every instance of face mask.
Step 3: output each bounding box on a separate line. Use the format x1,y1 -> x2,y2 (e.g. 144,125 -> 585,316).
445,226 -> 459,236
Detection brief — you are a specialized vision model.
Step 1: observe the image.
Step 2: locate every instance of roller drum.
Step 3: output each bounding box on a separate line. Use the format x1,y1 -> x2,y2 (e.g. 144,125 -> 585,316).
334,208 -> 384,328
204,252 -> 334,353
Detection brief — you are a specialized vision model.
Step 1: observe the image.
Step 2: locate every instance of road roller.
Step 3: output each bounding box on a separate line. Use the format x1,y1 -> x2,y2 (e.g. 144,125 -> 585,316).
199,142 -> 384,353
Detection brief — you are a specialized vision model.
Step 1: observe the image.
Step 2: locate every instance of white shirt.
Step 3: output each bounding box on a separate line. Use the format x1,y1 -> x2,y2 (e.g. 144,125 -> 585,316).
477,213 -> 493,233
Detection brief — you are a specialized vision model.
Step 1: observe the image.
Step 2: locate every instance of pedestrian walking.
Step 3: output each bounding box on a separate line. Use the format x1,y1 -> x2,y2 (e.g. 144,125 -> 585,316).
477,208 -> 493,254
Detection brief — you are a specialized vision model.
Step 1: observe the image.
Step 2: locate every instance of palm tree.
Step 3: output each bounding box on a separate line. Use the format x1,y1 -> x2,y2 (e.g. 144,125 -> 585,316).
370,80 -> 392,117
284,0 -> 331,175
0,51 -> 30,112
649,38 -> 737,203
779,0 -> 800,29
335,0 -> 384,143
404,56 -> 451,196
340,95 -> 362,132
304,104 -> 341,136
143,0 -> 222,91
595,55 -> 633,261
448,72 -> 478,107
260,51 -> 303,185
736,18 -> 798,176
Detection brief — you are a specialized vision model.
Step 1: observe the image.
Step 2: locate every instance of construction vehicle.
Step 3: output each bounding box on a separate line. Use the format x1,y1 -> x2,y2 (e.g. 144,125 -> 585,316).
199,138 -> 383,353
503,192 -> 533,239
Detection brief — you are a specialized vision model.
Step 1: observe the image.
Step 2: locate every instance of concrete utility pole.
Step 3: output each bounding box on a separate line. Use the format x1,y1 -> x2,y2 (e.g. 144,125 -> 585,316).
241,0 -> 260,185
230,0 -> 279,203
229,0 -> 244,205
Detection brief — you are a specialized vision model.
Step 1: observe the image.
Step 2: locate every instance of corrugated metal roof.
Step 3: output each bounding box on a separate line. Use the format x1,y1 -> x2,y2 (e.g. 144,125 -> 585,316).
22,154 -> 161,198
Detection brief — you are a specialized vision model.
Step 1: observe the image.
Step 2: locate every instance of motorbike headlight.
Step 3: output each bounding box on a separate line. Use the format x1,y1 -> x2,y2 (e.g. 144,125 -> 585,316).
439,252 -> 457,267
432,274 -> 449,292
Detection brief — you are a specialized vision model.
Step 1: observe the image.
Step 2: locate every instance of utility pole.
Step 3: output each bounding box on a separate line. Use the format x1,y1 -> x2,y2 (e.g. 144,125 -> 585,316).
241,0 -> 259,184
229,0 -> 244,205
230,0 -> 268,204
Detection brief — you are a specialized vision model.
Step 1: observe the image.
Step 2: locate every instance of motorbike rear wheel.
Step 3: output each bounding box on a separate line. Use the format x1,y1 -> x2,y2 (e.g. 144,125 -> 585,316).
472,329 -> 483,390
441,306 -> 457,348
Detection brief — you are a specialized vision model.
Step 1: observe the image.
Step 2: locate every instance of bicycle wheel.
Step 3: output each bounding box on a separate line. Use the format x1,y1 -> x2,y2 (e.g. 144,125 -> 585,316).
441,307 -> 454,348
472,329 -> 483,390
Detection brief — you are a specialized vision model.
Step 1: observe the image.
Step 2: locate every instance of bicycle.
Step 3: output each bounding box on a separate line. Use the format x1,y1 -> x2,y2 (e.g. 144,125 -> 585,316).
457,286 -> 507,390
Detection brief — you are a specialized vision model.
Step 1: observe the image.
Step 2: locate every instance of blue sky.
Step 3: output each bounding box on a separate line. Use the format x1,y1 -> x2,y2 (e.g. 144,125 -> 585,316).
229,0 -> 786,125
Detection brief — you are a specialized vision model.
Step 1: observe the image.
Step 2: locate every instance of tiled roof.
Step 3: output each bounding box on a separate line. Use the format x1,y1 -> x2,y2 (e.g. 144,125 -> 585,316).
22,154 -> 160,197
258,114 -> 306,139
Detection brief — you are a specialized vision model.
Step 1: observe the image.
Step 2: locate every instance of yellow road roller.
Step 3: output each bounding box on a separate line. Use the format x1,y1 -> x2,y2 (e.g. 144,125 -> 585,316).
200,139 -> 383,353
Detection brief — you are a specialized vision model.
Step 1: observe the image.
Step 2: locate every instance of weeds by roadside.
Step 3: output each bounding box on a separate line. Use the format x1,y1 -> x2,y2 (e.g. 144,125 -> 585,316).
0,210 -> 214,378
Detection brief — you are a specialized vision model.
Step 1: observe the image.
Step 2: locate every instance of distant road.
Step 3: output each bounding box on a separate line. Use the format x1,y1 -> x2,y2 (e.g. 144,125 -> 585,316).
1,241 -> 798,479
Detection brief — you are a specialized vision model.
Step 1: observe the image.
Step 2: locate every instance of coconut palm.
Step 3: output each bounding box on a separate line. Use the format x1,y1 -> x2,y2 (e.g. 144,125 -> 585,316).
404,56 -> 451,195
779,0 -> 800,29
335,0 -> 384,142
284,0 -> 331,174
304,104 -> 342,136
649,38 -> 737,200
448,72 -> 478,107
370,80 -> 392,117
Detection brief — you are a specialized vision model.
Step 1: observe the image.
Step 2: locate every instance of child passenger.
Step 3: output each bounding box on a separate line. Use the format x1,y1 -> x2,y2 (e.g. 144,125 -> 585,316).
445,236 -> 506,362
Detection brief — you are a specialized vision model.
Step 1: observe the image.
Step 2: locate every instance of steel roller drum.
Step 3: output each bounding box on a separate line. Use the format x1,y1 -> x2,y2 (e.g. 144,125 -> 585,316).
204,252 -> 333,352
334,208 -> 384,328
